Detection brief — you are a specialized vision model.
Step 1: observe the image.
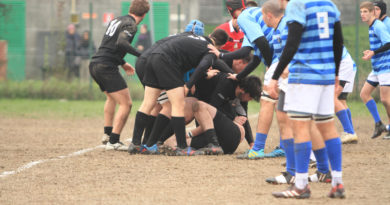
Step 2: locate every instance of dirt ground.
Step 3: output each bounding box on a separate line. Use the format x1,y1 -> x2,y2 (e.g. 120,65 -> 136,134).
0,114 -> 390,205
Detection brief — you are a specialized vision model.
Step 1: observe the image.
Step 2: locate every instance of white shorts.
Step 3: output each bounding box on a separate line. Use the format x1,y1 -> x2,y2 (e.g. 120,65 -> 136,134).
285,84 -> 335,116
367,71 -> 390,86
157,91 -> 169,104
264,62 -> 288,91
339,56 -> 356,93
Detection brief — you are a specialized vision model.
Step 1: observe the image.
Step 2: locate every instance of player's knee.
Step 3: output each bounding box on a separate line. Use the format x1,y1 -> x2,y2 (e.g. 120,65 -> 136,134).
261,91 -> 277,103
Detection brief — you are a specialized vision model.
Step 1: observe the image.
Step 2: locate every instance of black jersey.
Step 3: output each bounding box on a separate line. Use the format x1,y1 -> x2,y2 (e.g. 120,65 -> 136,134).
91,15 -> 139,66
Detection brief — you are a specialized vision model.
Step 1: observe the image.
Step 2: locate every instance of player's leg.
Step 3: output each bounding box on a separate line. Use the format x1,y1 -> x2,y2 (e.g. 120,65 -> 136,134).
309,122 -> 331,183
101,91 -> 116,144
142,103 -> 161,145
380,85 -> 390,139
335,81 -> 355,138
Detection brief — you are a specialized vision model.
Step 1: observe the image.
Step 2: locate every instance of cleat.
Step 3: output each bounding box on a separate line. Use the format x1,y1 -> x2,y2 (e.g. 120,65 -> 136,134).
272,184 -> 311,199
105,141 -> 128,151
140,144 -> 160,155
328,184 -> 346,199
266,172 -> 295,184
201,143 -> 224,155
236,149 -> 265,160
309,170 -> 331,183
264,146 -> 285,158
128,143 -> 144,154
383,131 -> 390,140
283,159 -> 316,168
101,134 -> 110,145
340,132 -> 358,144
371,121 -> 387,139
172,147 -> 205,156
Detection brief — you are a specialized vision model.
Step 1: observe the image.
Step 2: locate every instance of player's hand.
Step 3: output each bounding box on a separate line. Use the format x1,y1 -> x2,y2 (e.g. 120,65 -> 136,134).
268,79 -> 279,99
122,63 -> 135,76
362,50 -> 374,60
206,69 -> 220,79
234,116 -> 247,125
227,73 -> 238,80
184,85 -> 190,96
208,44 -> 221,58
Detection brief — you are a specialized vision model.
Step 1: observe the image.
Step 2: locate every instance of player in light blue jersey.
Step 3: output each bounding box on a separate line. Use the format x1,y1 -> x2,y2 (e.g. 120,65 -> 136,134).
374,1 -> 390,31
268,0 -> 345,199
360,1 -> 390,140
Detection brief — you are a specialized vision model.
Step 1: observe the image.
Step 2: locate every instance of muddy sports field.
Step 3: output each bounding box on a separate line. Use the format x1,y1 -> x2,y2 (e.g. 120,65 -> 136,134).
1,112 -> 390,204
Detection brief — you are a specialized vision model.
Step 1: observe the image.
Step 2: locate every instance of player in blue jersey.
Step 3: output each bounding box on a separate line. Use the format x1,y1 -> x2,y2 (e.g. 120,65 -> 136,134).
360,1 -> 390,140
374,1 -> 390,31
268,0 -> 345,199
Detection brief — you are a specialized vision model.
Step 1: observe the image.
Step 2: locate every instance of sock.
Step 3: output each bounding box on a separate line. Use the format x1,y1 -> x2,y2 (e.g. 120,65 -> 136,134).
171,117 -> 187,149
158,124 -> 174,143
331,171 -> 343,187
142,115 -> 156,145
387,124 -> 390,131
146,114 -> 171,147
295,173 -> 309,190
282,138 -> 295,176
310,150 -> 316,162
252,133 -> 267,151
346,108 -> 355,131
366,99 -> 381,123
325,138 -> 342,176
131,111 -> 150,145
313,147 -> 329,174
104,126 -> 113,135
294,141 -> 312,177
109,133 -> 120,144
336,109 -> 355,134
204,129 -> 220,146
279,136 -> 284,150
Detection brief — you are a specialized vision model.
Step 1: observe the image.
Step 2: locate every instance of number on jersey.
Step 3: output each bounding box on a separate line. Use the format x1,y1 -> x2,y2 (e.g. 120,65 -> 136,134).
316,12 -> 330,39
106,19 -> 121,37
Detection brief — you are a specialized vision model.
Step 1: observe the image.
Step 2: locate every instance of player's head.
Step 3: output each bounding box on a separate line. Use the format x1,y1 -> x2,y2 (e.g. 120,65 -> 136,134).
360,1 -> 375,23
67,24 -> 75,35
237,75 -> 262,102
129,0 -> 150,20
184,19 -> 205,36
373,1 -> 387,19
262,0 -> 284,28
226,0 -> 247,19
246,1 -> 258,7
232,53 -> 253,74
209,29 -> 228,48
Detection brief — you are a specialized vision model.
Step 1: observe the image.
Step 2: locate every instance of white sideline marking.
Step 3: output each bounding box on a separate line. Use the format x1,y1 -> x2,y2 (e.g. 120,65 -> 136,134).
0,114 -> 259,179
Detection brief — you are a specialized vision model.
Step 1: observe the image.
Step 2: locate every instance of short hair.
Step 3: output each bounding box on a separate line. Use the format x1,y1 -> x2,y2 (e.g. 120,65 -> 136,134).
238,75 -> 262,102
262,0 -> 284,17
210,29 -> 228,46
360,1 -> 374,12
129,0 -> 150,17
246,1 -> 258,7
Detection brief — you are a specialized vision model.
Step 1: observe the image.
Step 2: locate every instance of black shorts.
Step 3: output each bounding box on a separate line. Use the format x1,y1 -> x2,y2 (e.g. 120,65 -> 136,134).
142,53 -> 184,90
135,56 -> 147,87
277,90 -> 286,112
89,62 -> 127,93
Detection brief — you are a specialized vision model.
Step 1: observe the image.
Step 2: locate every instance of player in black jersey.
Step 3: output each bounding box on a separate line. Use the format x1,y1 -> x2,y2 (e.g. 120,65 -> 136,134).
130,29 -> 229,156
89,0 -> 149,151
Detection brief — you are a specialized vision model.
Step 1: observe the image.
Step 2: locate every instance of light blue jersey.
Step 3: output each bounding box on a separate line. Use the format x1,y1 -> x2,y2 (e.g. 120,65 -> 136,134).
238,7 -> 277,65
285,0 -> 340,85
272,16 -> 288,61
369,19 -> 390,74
382,16 -> 390,31
342,47 -> 357,71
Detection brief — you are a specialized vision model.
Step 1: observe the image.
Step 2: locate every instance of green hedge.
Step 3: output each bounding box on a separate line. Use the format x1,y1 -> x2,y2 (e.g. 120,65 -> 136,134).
0,78 -> 145,101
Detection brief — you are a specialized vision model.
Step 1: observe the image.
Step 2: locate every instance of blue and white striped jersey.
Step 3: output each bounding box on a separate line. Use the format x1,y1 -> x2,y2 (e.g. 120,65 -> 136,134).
342,47 -> 357,71
382,16 -> 390,31
369,19 -> 390,74
285,0 -> 340,85
238,7 -> 277,64
272,16 -> 288,61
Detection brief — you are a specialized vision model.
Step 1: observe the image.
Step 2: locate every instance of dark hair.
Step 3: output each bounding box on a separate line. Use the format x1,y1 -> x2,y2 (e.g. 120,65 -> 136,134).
238,75 -> 262,102
241,53 -> 253,64
210,29 -> 228,46
374,1 -> 387,18
129,0 -> 150,17
246,1 -> 258,7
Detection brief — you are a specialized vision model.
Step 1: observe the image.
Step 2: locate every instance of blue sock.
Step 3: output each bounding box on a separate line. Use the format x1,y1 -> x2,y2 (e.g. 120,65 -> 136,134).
346,108 -> 355,131
282,139 -> 295,176
313,148 -> 329,174
366,99 -> 381,123
253,133 -> 267,151
336,109 -> 355,134
294,141 -> 312,174
279,136 -> 284,150
325,138 -> 342,172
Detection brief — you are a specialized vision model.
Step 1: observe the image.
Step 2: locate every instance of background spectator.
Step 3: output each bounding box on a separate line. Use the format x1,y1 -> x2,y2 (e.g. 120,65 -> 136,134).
77,31 -> 96,82
65,24 -> 81,80
135,24 -> 152,53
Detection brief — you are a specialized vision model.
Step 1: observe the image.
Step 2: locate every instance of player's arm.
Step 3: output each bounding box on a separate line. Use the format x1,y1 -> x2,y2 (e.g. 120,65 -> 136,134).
374,43 -> 390,54
271,22 -> 304,80
333,21 -> 343,77
236,101 -> 254,145
212,59 -> 234,74
235,55 -> 261,80
116,24 -> 141,57
253,36 -> 273,67
186,53 -> 216,89
219,46 -> 252,60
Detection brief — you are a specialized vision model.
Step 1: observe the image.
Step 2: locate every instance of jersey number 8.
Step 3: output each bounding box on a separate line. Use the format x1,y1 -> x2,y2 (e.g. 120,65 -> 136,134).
316,12 -> 330,39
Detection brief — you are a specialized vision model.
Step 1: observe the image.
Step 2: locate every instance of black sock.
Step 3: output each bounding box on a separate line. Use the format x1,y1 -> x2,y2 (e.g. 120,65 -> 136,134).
146,114 -> 171,147
109,133 -> 120,144
104,126 -> 113,135
171,116 -> 187,149
158,124 -> 174,143
142,115 -> 156,145
132,111 -> 150,145
204,129 -> 220,146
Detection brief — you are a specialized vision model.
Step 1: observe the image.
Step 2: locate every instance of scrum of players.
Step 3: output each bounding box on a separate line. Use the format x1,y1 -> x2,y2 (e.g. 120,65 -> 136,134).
90,0 -> 390,199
